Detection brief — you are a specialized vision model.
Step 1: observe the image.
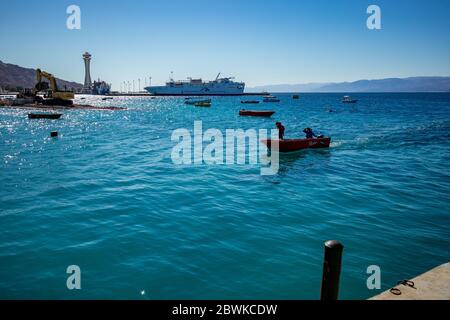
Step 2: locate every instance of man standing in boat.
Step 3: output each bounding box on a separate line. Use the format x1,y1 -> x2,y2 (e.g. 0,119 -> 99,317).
276,122 -> 285,140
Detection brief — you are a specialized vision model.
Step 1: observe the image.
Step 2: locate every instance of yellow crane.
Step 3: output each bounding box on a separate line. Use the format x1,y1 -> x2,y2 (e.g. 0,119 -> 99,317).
34,69 -> 74,105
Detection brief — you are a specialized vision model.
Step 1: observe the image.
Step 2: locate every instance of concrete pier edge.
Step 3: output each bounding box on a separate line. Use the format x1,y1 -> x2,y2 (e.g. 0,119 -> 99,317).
370,262 -> 450,300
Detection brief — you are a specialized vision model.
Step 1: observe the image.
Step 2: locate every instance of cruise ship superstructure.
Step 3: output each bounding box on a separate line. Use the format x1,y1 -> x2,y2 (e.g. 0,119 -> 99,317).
144,73 -> 245,96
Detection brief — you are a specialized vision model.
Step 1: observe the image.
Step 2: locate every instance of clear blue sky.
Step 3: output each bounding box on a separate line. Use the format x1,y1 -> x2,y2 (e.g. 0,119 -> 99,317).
1,0 -> 449,89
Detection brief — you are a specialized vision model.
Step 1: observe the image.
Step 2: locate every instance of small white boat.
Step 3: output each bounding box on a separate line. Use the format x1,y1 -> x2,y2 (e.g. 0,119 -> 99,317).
0,94 -> 33,106
342,96 -> 358,103
0,94 -> 17,99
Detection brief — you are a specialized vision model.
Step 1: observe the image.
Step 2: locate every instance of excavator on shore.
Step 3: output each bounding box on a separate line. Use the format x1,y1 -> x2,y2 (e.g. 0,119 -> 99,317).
33,69 -> 74,106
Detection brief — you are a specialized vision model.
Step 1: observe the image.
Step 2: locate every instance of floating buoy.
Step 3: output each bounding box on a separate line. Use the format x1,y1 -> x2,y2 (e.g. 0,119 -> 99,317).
50,131 -> 58,137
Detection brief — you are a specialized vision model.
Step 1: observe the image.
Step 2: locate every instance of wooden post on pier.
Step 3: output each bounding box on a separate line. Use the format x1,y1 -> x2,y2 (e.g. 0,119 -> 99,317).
320,240 -> 344,300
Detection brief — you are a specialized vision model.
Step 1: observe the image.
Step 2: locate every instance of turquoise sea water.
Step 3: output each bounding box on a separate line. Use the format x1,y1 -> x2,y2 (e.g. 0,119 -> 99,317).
0,93 -> 449,299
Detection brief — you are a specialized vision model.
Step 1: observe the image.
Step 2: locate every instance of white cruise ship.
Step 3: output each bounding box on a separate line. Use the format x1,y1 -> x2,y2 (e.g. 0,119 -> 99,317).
144,73 -> 245,96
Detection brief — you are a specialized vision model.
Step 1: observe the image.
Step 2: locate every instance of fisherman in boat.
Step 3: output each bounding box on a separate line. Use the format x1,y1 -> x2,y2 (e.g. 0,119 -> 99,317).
303,128 -> 317,139
276,122 -> 285,140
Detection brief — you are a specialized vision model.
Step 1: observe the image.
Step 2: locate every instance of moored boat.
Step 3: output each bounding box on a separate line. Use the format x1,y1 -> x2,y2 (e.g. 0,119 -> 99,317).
239,110 -> 275,117
263,97 -> 280,103
342,96 -> 358,103
194,101 -> 211,107
261,137 -> 331,152
241,100 -> 260,104
28,113 -> 62,119
185,99 -> 211,105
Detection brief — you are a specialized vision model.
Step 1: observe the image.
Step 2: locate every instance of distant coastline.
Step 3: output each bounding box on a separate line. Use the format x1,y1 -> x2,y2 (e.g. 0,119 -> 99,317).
247,76 -> 450,93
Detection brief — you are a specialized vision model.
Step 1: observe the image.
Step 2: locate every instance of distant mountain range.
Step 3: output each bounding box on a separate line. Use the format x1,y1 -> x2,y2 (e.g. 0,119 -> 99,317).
0,60 -> 83,91
248,77 -> 450,93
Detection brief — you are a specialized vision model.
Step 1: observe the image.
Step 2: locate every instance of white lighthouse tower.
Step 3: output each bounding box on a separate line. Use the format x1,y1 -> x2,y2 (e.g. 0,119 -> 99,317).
82,52 -> 92,93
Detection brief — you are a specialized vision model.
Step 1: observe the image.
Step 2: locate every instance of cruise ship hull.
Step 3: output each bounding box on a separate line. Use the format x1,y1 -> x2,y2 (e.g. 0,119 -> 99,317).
144,91 -> 254,96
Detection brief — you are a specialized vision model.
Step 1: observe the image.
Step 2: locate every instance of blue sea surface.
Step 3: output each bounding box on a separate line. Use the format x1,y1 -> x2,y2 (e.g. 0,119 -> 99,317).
0,93 -> 449,299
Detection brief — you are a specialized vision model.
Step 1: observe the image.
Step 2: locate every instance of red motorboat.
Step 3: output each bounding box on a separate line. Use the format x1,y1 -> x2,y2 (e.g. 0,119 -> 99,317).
239,110 -> 275,117
262,137 -> 331,152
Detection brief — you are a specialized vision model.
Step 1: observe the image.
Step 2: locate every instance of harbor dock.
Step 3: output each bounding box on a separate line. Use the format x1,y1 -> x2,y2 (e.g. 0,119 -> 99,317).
370,262 -> 450,300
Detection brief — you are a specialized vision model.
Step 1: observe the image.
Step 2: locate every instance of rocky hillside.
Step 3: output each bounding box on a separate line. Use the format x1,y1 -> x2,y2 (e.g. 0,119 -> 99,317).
0,60 -> 83,91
